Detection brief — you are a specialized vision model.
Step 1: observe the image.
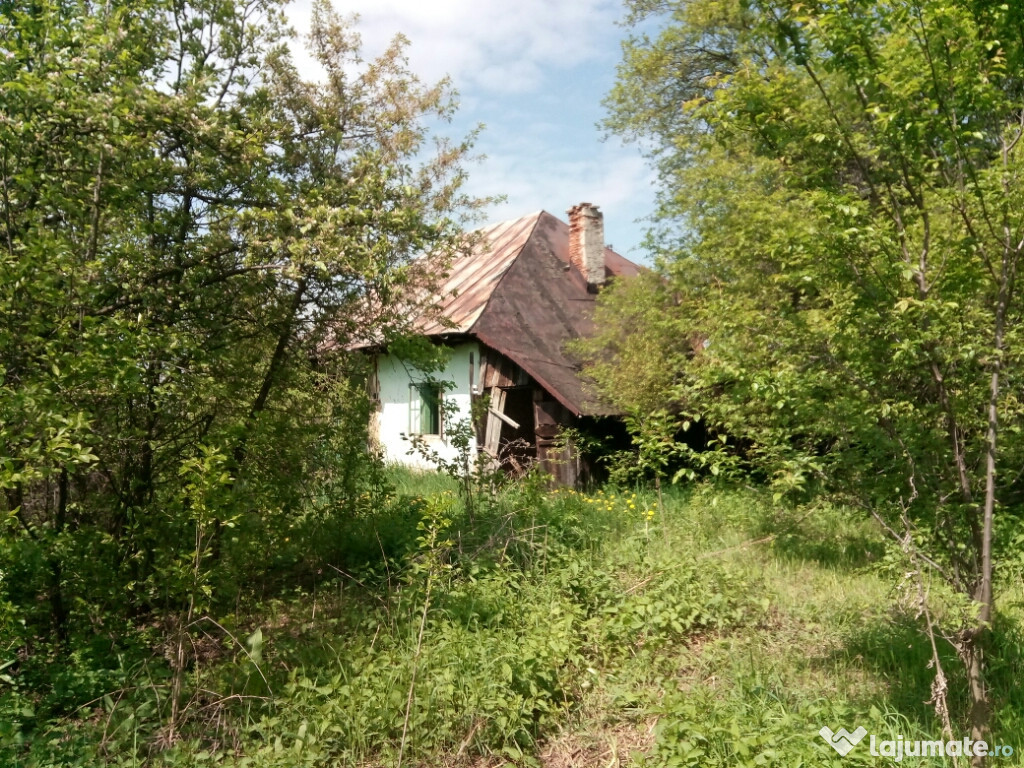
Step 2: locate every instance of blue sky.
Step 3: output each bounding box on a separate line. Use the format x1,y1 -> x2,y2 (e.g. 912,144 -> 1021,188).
285,0 -> 657,263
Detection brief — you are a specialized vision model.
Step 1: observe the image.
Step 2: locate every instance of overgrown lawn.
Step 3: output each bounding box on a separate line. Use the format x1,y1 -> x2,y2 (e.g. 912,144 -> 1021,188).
4,473 -> 1021,767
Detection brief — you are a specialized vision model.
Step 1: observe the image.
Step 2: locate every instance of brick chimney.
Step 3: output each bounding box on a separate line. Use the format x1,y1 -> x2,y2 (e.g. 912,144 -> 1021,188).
567,202 -> 605,292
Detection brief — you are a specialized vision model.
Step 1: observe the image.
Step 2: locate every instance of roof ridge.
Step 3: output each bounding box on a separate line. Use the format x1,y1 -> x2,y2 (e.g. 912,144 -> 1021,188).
465,210 -> 545,335
474,209 -> 546,232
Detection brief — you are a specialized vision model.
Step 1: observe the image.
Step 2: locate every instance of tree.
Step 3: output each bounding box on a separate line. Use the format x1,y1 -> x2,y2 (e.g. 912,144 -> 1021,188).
597,0 -> 1024,756
0,0 -> 478,736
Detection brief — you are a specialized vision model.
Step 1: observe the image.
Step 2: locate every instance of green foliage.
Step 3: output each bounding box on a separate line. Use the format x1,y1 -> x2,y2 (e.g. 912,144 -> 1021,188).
7,4 -> 1024,758
224,482 -> 765,768
2,476 -> 1021,765
0,0 -> 485,761
572,271 -> 694,417
601,0 -> 1024,506
595,0 -> 1024,736
405,388 -> 506,519
642,687 -> 922,768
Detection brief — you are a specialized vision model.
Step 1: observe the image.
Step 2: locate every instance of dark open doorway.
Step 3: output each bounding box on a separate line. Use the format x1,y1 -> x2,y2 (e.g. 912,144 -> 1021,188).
493,386 -> 536,474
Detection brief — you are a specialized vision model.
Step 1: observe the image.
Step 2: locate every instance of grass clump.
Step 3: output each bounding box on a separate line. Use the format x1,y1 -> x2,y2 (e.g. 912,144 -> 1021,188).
5,471 -> 1022,767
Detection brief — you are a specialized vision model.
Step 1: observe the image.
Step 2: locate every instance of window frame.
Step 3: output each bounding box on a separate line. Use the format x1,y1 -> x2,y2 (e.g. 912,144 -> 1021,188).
409,381 -> 443,437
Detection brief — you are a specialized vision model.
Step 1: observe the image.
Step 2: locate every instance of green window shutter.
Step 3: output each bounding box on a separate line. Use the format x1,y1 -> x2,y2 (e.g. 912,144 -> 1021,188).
417,383 -> 440,435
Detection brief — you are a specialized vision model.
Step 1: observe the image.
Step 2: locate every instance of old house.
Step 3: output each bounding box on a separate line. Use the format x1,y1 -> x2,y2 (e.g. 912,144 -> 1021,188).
363,203 -> 642,486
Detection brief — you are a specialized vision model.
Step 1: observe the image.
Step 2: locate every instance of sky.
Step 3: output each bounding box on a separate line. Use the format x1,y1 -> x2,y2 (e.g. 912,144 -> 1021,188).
284,0 -> 658,263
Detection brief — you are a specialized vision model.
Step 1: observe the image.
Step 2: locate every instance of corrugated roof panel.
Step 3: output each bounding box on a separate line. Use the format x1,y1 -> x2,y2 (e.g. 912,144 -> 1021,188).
415,213 -> 540,335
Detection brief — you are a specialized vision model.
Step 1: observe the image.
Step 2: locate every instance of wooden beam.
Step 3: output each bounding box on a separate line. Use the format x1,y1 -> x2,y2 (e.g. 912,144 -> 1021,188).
489,407 -> 520,430
484,387 -> 506,456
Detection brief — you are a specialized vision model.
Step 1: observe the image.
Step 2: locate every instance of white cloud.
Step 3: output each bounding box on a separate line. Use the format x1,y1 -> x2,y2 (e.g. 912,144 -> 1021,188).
287,0 -> 621,93
281,0 -> 658,260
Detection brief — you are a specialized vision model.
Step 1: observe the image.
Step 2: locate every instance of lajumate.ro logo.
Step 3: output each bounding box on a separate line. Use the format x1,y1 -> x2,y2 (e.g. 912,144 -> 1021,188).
819,724 -> 1014,761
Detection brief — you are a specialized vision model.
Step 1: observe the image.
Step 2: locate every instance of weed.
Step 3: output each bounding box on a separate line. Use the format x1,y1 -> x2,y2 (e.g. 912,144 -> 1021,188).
4,476 -> 1021,767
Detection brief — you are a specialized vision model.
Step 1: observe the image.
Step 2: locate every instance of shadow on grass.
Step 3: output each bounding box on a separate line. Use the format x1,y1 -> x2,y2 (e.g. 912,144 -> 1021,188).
826,612 -> 1024,742
765,508 -> 887,571
835,615 -> 961,727
985,615 -> 1024,738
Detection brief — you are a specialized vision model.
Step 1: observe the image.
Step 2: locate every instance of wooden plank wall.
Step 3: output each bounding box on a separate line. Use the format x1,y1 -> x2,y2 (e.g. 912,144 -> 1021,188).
477,346 -> 585,487
534,396 -> 581,487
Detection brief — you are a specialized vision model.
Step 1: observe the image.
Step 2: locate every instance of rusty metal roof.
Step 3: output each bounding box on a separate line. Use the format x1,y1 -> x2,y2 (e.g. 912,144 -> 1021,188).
414,213 -> 539,335
415,209 -> 644,417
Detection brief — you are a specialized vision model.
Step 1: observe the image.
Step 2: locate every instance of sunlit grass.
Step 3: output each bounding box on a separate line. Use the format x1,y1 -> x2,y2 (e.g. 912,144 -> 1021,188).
14,468 -> 1022,767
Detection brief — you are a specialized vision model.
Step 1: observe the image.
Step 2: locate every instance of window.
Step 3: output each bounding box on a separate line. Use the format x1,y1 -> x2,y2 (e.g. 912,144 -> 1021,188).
411,382 -> 442,435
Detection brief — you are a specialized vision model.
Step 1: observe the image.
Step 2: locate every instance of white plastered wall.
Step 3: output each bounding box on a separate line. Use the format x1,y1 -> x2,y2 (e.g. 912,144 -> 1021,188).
373,342 -> 479,469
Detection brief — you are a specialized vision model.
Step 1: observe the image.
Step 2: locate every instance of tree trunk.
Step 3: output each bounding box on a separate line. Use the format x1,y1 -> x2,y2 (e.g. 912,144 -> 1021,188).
966,230 -> 1011,763
49,467 -> 70,644
209,276 -> 309,561
961,632 -> 989,767
230,276 -> 310,473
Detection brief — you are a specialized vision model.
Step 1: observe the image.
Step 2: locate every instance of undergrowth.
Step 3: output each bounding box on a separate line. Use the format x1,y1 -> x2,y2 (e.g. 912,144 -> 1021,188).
2,474 -> 1021,767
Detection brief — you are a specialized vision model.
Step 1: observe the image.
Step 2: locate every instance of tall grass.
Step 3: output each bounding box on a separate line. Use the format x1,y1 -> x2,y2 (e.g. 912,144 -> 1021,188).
5,471 -> 1021,767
